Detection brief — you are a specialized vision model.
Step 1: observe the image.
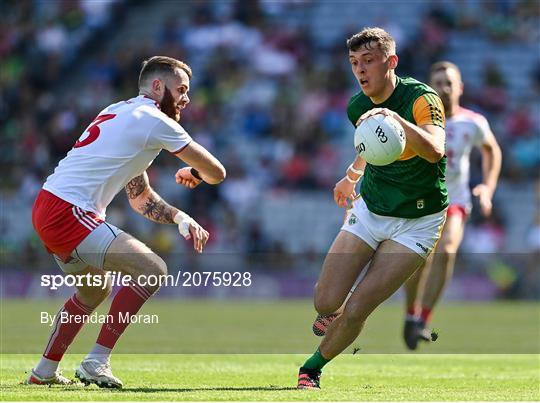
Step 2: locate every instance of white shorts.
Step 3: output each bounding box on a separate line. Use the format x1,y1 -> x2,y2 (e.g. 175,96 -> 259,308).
341,198 -> 446,259
54,222 -> 123,273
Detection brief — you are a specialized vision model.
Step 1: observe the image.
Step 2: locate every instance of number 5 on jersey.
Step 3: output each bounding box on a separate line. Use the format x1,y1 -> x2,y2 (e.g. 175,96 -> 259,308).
74,114 -> 116,148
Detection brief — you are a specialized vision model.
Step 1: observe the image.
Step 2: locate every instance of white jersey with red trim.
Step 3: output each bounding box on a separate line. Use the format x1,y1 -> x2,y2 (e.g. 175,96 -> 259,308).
444,107 -> 491,211
43,95 -> 192,218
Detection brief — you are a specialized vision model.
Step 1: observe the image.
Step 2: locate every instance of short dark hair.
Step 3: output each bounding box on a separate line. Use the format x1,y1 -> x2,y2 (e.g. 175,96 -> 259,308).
346,27 -> 396,57
138,56 -> 192,89
430,61 -> 462,82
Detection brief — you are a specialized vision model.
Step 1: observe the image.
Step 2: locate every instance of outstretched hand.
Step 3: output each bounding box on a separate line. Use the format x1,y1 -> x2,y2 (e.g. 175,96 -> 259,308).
185,221 -> 209,253
175,167 -> 202,189
174,211 -> 209,253
334,177 -> 357,208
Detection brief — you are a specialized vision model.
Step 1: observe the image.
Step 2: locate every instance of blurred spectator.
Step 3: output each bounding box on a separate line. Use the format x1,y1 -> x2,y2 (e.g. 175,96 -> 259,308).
36,19 -> 69,56
476,61 -> 508,113
481,1 -> 515,42
505,103 -> 536,139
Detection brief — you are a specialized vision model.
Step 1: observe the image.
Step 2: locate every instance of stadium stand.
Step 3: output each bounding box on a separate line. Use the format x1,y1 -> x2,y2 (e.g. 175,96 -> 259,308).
1,0 -> 538,298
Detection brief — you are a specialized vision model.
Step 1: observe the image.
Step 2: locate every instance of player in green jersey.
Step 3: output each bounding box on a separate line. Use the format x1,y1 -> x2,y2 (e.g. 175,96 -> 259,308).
298,27 -> 448,390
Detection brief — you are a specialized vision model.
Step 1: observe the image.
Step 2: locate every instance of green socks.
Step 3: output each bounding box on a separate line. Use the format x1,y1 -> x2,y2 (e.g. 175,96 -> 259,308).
302,348 -> 331,370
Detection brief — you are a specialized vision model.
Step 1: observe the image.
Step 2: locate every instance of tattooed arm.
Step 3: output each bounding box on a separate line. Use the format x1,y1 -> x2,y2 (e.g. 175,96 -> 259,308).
125,172 -> 210,252
125,172 -> 179,224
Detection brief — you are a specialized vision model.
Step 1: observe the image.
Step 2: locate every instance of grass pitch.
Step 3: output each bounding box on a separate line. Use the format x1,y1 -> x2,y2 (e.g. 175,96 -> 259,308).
1,299 -> 539,401
1,354 -> 539,401
1,299 -> 538,354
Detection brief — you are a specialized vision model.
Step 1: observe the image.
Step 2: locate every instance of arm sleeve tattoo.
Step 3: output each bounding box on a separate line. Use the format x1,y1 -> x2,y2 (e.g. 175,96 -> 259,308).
125,173 -> 178,224
141,194 -> 176,224
125,174 -> 148,199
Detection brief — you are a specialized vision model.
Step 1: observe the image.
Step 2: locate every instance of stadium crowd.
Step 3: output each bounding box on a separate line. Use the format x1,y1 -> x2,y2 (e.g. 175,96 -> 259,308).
1,0 -> 538,297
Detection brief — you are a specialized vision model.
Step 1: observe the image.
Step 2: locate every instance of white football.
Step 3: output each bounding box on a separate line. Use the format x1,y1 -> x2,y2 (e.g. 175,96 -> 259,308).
354,114 -> 406,166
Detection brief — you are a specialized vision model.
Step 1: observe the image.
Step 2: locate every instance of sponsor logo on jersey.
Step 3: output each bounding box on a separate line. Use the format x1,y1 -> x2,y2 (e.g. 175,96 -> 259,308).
415,242 -> 429,254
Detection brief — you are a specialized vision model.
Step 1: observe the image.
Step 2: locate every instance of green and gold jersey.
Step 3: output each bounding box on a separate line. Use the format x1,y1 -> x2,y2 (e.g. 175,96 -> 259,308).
347,75 -> 448,218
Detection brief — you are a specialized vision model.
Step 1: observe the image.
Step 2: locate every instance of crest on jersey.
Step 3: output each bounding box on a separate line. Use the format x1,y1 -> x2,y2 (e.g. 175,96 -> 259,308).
348,213 -> 358,225
417,199 -> 425,209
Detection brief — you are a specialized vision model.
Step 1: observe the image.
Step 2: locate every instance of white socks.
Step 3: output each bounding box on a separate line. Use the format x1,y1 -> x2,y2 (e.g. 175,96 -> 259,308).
34,344 -> 112,378
34,356 -> 59,378
86,343 -> 112,364
406,313 -> 418,321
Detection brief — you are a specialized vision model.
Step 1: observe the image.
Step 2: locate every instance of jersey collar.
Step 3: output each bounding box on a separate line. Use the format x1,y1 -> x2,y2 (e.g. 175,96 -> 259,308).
138,94 -> 161,110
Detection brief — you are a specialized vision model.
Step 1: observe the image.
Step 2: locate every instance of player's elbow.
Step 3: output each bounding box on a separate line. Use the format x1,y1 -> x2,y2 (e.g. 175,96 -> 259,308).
205,164 -> 226,184
128,198 -> 143,214
425,150 -> 445,163
490,141 -> 502,161
127,191 -> 148,214
423,144 -> 445,163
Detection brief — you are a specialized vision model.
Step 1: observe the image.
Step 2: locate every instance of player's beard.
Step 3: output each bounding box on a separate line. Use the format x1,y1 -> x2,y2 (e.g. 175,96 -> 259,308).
161,86 -> 180,122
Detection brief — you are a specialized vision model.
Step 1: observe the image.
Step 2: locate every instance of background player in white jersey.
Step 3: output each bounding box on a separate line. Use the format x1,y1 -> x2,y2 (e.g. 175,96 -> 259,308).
27,56 -> 226,387
403,61 -> 502,349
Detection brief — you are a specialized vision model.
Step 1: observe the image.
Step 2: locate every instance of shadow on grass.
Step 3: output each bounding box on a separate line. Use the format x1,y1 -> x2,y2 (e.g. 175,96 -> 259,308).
14,383 -> 298,393
123,386 -> 298,393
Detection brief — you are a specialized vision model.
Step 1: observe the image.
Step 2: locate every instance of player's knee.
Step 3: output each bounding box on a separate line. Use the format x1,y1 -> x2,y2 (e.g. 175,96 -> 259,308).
438,241 -> 458,258
444,243 -> 459,256
136,253 -> 167,278
314,294 -> 342,316
148,255 -> 168,278
137,254 -> 167,294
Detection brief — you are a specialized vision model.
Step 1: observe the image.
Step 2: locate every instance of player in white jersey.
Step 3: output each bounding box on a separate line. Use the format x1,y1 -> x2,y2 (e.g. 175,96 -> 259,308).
402,61 -> 502,349
27,56 -> 226,387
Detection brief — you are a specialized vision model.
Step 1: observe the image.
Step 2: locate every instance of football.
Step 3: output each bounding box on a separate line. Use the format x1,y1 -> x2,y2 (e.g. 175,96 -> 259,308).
354,114 -> 406,166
